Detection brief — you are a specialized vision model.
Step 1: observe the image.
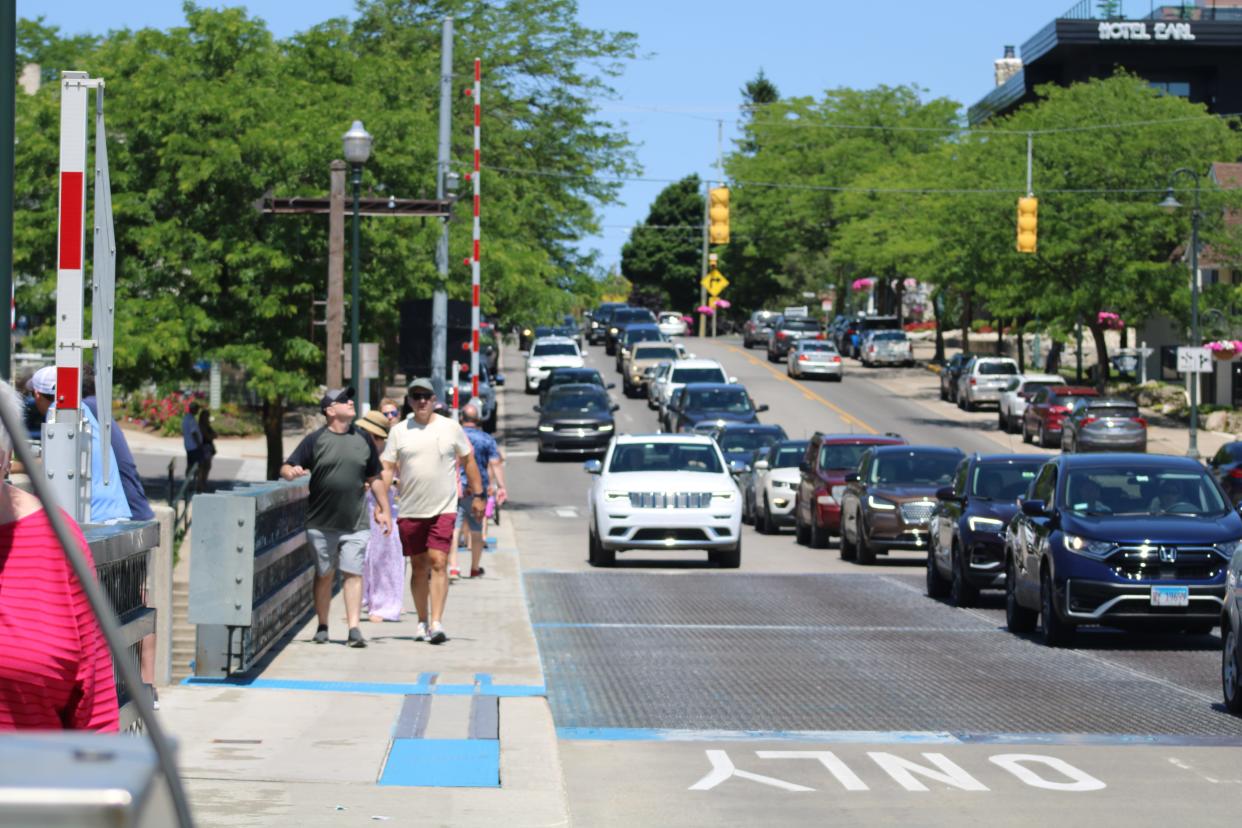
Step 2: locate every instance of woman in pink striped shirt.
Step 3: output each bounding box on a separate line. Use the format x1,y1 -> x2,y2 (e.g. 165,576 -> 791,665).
0,384 -> 118,731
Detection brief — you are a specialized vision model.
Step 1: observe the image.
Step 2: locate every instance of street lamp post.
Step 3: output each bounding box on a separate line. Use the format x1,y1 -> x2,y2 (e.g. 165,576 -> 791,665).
1159,168 -> 1202,459
342,120 -> 372,391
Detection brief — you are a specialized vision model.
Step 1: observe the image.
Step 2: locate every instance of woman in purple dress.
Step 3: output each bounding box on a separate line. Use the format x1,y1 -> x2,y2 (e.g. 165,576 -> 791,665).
355,407 -> 404,623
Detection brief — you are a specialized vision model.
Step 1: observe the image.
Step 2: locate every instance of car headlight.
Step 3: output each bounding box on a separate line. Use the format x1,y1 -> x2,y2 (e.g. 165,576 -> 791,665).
604,491 -> 630,502
1215,539 -> 1242,560
967,516 -> 1005,533
538,425 -> 554,432
598,424 -> 613,431
712,491 -> 735,501
867,494 -> 896,511
1064,534 -> 1115,560
523,328 -> 532,336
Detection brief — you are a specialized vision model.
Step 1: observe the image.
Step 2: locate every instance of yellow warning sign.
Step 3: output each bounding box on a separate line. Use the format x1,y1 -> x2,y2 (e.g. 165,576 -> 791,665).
700,269 -> 729,297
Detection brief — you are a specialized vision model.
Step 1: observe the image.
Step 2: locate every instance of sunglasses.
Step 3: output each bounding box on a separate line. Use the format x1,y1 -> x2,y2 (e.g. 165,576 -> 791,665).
383,410 -> 400,419
410,394 -> 435,403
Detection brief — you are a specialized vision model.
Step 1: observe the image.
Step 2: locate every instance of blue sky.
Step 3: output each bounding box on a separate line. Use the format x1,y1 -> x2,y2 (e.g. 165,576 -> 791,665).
23,0 -> 1084,270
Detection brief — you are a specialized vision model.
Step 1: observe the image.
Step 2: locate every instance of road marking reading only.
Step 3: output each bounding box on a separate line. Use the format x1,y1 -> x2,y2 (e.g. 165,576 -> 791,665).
689,749 -> 1106,793
723,345 -> 877,434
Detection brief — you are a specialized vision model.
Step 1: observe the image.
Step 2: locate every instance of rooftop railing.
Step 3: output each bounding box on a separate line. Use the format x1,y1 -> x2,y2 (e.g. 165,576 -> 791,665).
1062,1 -> 1242,20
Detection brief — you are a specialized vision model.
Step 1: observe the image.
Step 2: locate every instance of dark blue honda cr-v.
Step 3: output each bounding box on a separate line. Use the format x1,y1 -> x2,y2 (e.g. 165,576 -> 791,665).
1005,453 -> 1241,646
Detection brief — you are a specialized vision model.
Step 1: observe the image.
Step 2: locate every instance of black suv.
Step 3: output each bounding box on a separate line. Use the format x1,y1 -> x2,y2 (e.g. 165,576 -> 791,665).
928,454 -> 1047,606
605,307 -> 656,356
766,316 -> 822,362
938,352 -> 972,403
668,383 -> 768,432
588,303 -> 627,345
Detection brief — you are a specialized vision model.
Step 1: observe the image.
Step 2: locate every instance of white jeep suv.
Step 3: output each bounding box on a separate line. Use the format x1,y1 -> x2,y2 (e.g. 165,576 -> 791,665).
525,336 -> 585,393
585,434 -> 743,567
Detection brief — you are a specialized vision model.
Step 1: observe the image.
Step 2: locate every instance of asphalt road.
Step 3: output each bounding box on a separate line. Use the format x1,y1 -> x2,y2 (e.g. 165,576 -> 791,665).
502,336 -> 1240,826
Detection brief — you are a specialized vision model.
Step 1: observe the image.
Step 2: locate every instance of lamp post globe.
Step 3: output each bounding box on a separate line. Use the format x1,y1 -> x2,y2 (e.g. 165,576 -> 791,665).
343,120 -> 372,393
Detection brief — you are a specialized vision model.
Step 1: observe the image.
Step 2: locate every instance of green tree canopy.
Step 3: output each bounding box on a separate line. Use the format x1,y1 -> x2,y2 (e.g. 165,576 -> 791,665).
620,174 -> 703,312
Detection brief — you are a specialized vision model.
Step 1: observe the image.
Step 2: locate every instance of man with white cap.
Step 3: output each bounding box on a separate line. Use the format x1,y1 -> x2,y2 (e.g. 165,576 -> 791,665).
30,366 -> 131,524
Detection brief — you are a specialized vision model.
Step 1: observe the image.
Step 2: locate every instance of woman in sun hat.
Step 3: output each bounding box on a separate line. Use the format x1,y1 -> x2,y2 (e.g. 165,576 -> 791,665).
355,409 -> 404,623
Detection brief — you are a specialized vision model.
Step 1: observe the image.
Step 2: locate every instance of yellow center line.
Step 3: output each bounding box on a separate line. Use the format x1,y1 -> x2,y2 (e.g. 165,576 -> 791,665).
724,344 -> 878,435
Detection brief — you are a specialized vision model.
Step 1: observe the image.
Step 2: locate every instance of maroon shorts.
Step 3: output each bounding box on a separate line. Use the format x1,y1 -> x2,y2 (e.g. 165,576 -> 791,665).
397,514 -> 456,555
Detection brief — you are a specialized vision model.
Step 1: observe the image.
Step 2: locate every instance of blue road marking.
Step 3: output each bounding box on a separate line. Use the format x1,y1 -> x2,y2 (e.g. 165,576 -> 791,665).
379,738 -> 500,787
182,674 -> 544,697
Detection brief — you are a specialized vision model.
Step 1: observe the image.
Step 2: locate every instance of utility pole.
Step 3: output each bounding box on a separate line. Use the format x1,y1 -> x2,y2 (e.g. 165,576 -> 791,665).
698,181 -> 708,338
326,160 -> 345,388
0,0 -> 14,381
432,16 -> 453,397
712,119 -> 723,339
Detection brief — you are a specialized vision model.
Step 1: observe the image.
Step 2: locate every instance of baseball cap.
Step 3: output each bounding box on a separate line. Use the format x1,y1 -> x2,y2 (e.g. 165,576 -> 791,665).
318,386 -> 355,412
30,366 -> 56,396
407,378 -> 435,395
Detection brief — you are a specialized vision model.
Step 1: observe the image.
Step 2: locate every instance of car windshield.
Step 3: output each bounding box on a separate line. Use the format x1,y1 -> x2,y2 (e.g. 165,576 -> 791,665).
799,342 -> 835,352
671,367 -> 727,383
819,443 -> 871,470
782,318 -> 820,331
625,328 -> 663,344
532,343 -> 578,357
1019,381 -> 1054,395
687,388 -> 752,413
870,452 -> 959,485
1086,403 -> 1139,419
1061,468 -> 1228,516
608,442 -> 724,474
978,361 -> 1018,375
614,309 -> 654,324
719,430 -> 785,455
772,444 -> 808,468
634,346 -> 678,360
969,461 -> 1044,500
545,391 -> 609,415
548,372 -> 600,388
872,331 -> 907,341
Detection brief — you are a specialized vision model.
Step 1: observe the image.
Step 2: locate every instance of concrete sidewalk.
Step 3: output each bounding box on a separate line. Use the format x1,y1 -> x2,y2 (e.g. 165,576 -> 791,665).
157,513 -> 569,827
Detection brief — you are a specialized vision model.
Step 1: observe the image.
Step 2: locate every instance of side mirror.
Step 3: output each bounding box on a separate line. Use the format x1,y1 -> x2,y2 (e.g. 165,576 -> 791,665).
728,376 -> 738,384
533,405 -> 542,413
606,382 -> 616,390
844,472 -> 860,483
1021,499 -> 1048,517
754,459 -> 770,471
755,404 -> 770,413
583,459 -> 602,475
494,373 -> 505,387
729,459 -> 750,476
935,486 -> 958,502
611,404 -> 620,412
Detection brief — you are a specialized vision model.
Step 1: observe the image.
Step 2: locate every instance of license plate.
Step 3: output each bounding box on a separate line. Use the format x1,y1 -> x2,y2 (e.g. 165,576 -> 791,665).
1150,585 -> 1190,607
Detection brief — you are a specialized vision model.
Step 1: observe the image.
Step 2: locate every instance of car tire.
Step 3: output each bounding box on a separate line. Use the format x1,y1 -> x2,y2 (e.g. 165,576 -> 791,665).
760,496 -> 778,535
1038,424 -> 1049,448
939,384 -> 948,401
1022,419 -> 1033,444
536,447 -> 547,462
963,396 -> 975,412
855,514 -> 877,565
1039,569 -> 1075,647
484,408 -> 498,433
809,511 -> 830,549
767,350 -> 777,363
709,539 -> 742,568
838,521 -> 856,561
949,544 -> 980,608
794,506 -> 811,545
1005,555 -> 1038,633
926,544 -> 950,599
998,412 -> 1008,433
588,526 -> 615,568
1224,625 -> 1242,716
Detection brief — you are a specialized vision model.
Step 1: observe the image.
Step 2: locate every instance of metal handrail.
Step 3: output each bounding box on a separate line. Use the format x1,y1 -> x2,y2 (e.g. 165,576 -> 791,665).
167,458 -> 198,543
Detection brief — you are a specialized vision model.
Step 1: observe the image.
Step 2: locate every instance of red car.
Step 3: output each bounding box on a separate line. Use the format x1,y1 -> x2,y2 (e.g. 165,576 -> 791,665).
1021,385 -> 1099,448
794,432 -> 906,548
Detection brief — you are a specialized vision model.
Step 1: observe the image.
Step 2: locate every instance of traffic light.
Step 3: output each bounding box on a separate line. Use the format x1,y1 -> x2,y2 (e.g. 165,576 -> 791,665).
709,186 -> 730,245
1016,196 -> 1038,253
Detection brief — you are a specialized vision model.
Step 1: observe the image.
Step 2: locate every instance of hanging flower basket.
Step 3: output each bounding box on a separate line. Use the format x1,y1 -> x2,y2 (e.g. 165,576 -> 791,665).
851,278 -> 874,292
714,298 -> 732,309
1205,340 -> 1242,360
1097,311 -> 1125,331
696,305 -> 714,315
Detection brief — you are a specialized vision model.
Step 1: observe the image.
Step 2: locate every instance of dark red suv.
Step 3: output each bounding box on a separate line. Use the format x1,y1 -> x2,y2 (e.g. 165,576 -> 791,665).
794,432 -> 906,548
1021,385 -> 1099,448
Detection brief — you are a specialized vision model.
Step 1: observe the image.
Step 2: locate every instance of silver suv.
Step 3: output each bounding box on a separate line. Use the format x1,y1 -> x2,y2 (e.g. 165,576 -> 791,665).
956,357 -> 1019,411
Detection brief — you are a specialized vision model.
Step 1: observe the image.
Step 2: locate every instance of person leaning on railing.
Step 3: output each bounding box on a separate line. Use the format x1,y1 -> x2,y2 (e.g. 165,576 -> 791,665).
0,382 -> 119,731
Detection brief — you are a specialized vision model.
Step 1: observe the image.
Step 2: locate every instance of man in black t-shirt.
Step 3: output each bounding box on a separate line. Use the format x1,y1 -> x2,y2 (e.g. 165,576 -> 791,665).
281,387 -> 392,648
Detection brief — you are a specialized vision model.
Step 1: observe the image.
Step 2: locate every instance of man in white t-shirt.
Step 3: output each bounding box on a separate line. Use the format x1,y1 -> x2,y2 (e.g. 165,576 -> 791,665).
381,378 -> 485,644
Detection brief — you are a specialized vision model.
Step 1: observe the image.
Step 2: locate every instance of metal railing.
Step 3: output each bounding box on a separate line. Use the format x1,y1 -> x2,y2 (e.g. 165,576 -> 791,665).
85,520 -> 161,732
1061,1 -> 1239,20
188,478 -> 312,677
167,458 -> 197,544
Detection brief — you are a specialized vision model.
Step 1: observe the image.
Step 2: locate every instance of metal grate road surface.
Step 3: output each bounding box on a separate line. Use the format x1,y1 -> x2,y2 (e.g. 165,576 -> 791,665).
527,572 -> 1242,737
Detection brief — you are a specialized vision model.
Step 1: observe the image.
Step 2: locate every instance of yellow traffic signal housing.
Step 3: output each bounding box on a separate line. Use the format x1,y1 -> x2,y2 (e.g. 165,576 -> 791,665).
709,186 -> 730,245
1016,196 -> 1038,253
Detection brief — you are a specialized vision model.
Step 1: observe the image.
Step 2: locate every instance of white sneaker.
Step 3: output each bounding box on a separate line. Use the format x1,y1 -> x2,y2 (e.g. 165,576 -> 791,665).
428,622 -> 448,645
414,621 -> 428,642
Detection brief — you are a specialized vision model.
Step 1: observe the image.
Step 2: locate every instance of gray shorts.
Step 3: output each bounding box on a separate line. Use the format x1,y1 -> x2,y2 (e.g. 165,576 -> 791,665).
456,500 -> 483,533
307,528 -> 369,577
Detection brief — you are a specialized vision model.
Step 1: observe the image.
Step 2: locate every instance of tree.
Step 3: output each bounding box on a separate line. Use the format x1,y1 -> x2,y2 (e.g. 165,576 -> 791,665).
620,175 -> 703,311
14,1 -> 639,477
